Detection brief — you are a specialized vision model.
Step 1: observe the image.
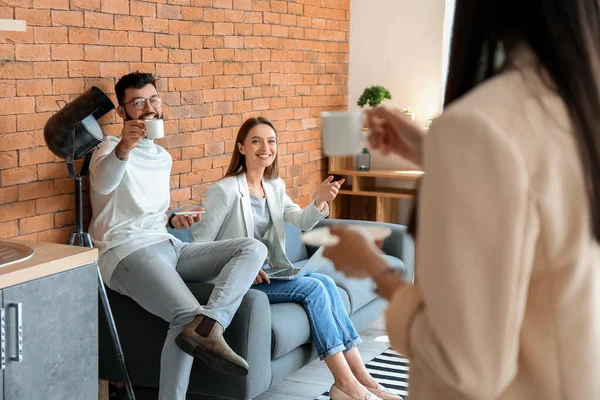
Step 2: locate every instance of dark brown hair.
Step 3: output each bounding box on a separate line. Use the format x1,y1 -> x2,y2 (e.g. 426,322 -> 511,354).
115,71 -> 156,106
411,0 -> 600,241
223,117 -> 280,180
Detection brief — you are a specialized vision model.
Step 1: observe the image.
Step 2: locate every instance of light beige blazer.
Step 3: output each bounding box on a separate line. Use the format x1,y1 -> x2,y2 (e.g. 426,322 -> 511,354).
387,44 -> 600,399
190,173 -> 328,269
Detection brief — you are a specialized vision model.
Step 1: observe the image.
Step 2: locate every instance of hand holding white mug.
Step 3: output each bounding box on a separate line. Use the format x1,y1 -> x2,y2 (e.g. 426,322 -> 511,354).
315,176 -> 345,211
365,107 -> 426,166
115,120 -> 145,160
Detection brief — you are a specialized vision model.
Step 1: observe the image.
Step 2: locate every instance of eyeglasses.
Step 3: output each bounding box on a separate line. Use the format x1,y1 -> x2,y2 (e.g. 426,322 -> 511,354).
123,96 -> 162,110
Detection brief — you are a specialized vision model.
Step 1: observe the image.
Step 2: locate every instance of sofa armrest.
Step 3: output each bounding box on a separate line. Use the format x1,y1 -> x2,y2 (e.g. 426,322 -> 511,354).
186,285 -> 273,399
314,219 -> 415,283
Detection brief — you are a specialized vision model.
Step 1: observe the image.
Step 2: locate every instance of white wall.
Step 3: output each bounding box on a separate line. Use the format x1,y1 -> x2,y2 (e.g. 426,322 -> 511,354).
348,0 -> 449,170
348,0 -> 454,222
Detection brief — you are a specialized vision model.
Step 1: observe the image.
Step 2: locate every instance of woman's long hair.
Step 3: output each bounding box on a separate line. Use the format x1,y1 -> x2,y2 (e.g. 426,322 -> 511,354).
223,117 -> 280,180
410,0 -> 600,241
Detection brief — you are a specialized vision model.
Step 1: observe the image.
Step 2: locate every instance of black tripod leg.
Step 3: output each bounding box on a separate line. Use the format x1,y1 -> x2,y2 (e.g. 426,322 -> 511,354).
96,266 -> 136,400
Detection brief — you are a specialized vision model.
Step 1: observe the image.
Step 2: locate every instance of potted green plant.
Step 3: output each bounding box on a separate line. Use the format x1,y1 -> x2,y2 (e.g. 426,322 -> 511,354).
357,85 -> 392,108
356,86 -> 392,171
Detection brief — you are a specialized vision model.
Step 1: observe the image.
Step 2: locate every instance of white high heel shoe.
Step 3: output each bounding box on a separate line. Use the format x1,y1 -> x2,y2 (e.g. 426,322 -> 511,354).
329,384 -> 382,400
363,383 -> 403,400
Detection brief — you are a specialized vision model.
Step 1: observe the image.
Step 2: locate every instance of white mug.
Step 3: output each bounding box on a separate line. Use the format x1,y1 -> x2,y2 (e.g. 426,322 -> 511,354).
321,111 -> 364,156
144,119 -> 164,140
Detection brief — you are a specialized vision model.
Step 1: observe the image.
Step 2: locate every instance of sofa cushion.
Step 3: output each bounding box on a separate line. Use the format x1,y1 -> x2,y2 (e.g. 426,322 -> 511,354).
270,302 -> 311,360
317,255 -> 405,314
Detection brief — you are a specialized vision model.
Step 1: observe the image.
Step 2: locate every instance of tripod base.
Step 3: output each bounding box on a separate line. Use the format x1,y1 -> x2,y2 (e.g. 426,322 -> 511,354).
69,232 -> 93,247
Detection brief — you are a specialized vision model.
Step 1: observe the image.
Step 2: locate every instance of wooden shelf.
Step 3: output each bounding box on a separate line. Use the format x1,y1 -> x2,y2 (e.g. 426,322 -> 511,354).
338,188 -> 416,199
328,155 -> 422,223
330,169 -> 423,180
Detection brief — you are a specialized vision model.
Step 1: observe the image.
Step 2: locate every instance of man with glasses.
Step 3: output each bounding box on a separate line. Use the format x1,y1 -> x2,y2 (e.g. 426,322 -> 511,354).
88,72 -> 266,399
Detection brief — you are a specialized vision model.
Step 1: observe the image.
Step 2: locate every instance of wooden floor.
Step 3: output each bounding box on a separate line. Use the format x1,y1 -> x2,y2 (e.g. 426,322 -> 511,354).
254,316 -> 389,400
109,317 -> 390,400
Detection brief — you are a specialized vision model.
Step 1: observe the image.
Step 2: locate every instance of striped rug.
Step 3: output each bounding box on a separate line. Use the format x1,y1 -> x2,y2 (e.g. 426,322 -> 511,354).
316,348 -> 409,399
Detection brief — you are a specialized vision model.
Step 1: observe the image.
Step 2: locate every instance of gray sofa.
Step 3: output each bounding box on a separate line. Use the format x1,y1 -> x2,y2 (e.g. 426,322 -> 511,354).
99,219 -> 414,399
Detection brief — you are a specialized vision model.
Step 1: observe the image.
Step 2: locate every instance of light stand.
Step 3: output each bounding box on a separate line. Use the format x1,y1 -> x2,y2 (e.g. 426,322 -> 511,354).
44,88 -> 136,400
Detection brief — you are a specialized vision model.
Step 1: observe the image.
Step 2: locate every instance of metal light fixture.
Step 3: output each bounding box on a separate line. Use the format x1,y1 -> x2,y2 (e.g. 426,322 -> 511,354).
43,87 -> 136,400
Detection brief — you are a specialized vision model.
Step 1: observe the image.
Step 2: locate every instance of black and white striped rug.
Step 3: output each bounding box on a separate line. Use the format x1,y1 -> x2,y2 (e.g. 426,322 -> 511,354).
316,348 -> 409,399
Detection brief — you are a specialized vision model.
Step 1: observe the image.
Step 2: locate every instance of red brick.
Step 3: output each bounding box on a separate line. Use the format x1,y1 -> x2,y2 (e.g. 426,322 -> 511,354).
100,62 -> 129,78
233,0 -> 251,10
0,97 -> 35,116
69,27 -> 99,44
19,213 -> 54,234
84,11 -> 114,29
51,78 -> 84,95
214,22 -> 233,35
155,63 -> 180,77
114,46 -> 140,62
131,1 -> 156,17
18,180 -> 54,200
16,112 -> 52,131
38,226 -> 73,244
0,43 -> 14,61
54,210 -> 75,228
85,45 -> 114,61
0,149 -> 17,169
0,186 -> 18,206
115,15 -> 142,31
192,49 -> 215,64
14,44 -> 50,61
35,193 -> 74,214
35,95 -> 69,112
101,0 -> 129,14
143,47 -> 168,62
0,220 -> 18,238
68,61 -> 100,77
234,23 -> 252,36
181,6 -> 203,20
15,8 -> 51,26
168,49 -> 190,63
15,79 -> 49,97
33,0 -> 67,9
243,11 -> 262,23
0,200 -> 36,223
143,17 -> 168,32
37,162 -> 69,180
213,0 -> 232,8
204,36 -> 224,48
0,29 -> 34,44
253,24 -> 271,36
70,0 -> 100,10
51,44 -> 84,60
128,31 -> 155,47
179,35 -> 203,49
99,30 -> 128,46
157,4 -> 181,19
0,62 -> 33,79
50,10 -> 84,27
156,33 -> 178,48
204,8 -> 224,21
1,165 -> 37,186
33,26 -> 68,43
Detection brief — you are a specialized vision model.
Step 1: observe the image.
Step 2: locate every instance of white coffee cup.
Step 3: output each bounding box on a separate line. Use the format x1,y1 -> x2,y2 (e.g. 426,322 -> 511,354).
144,119 -> 164,140
321,111 -> 364,156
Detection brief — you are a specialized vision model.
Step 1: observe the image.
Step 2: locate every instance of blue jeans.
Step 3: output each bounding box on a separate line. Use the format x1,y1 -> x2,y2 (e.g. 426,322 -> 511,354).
254,272 -> 362,360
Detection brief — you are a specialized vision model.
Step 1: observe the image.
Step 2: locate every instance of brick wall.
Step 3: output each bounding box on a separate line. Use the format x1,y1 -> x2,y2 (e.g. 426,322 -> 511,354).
0,0 -> 349,243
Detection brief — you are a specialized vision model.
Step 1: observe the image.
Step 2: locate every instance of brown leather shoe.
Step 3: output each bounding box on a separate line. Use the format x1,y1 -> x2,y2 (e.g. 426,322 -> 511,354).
175,315 -> 249,376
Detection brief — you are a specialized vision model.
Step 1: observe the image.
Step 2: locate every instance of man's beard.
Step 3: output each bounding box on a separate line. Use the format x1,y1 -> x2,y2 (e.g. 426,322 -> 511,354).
124,109 -> 163,121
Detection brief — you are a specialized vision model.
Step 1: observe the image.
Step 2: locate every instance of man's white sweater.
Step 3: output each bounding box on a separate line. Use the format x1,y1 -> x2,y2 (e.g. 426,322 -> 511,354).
89,136 -> 177,285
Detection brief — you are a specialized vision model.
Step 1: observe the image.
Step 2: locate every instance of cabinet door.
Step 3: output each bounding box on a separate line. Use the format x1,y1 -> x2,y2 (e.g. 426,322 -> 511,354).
3,264 -> 97,400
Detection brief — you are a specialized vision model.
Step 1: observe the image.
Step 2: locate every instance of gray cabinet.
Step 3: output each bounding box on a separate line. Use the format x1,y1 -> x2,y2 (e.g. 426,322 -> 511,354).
1,263 -> 97,400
